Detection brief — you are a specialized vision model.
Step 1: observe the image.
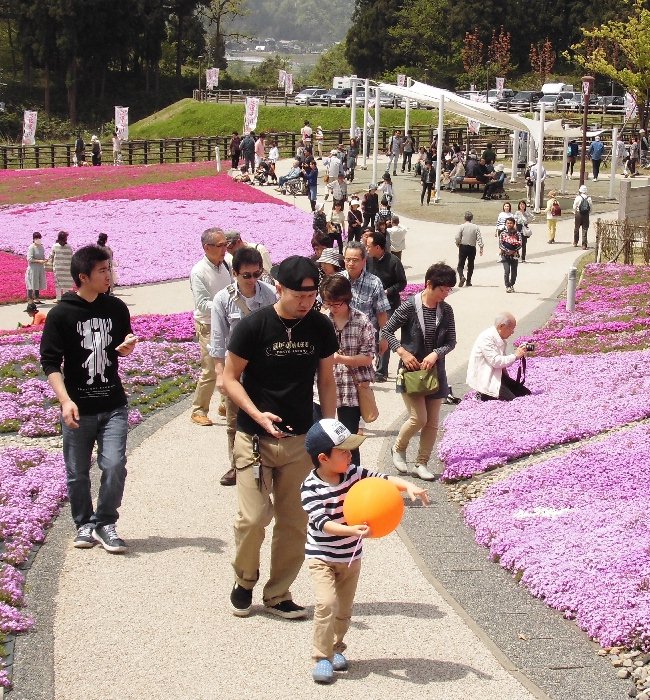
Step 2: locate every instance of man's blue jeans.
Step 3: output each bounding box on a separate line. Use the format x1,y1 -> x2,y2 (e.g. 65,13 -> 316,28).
61,406 -> 128,528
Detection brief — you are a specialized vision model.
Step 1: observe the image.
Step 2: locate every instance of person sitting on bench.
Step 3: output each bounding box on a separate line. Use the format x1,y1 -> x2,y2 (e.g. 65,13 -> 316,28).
482,164 -> 506,199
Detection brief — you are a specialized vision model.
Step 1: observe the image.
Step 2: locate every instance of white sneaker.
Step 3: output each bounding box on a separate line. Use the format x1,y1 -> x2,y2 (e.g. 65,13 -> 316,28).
391,446 -> 409,474
414,464 -> 436,481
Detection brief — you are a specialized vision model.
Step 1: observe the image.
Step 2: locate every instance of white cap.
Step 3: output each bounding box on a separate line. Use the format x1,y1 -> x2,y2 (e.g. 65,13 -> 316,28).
350,198 -> 360,206
579,185 -> 587,194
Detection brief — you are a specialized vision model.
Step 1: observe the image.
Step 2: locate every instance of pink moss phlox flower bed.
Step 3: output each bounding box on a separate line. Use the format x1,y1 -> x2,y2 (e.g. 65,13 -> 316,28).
400,283 -> 425,301
464,424 -> 650,649
72,172 -> 289,205
0,447 -> 67,687
437,349 -> 650,481
0,198 -> 312,286
518,263 -> 650,356
0,251 -> 56,304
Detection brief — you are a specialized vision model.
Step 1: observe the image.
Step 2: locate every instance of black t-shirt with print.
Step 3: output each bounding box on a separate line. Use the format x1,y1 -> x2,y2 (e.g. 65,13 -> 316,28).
227,305 -> 338,435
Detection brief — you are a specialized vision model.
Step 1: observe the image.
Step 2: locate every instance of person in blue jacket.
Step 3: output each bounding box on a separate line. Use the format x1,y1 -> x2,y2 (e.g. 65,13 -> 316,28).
588,136 -> 605,181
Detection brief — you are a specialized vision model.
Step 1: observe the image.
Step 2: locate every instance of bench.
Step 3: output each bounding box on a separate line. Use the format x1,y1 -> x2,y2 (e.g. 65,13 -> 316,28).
457,177 -> 481,191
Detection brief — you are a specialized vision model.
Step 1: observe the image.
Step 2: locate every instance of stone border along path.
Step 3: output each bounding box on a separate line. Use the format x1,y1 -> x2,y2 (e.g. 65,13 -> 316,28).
7,157 -> 630,699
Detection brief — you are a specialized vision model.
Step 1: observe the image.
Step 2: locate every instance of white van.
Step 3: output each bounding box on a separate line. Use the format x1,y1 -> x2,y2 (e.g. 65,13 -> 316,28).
541,82 -> 574,95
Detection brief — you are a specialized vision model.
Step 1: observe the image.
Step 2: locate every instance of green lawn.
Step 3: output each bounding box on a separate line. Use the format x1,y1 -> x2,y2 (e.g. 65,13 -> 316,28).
129,99 -> 456,140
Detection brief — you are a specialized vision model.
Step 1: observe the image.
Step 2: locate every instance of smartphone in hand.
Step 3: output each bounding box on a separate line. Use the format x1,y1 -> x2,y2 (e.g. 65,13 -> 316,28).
115,335 -> 138,354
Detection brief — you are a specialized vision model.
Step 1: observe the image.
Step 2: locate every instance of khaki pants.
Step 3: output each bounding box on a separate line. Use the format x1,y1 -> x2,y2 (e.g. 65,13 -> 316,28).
308,558 -> 361,661
394,395 -> 443,465
191,320 -> 216,416
225,396 -> 238,468
232,431 -> 311,606
547,219 -> 557,242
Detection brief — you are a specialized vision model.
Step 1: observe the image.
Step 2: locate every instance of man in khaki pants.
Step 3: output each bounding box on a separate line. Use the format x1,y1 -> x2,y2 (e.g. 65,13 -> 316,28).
189,228 -> 231,426
223,256 -> 338,619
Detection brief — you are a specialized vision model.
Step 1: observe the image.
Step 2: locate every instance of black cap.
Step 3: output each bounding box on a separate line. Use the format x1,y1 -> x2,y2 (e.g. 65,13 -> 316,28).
275,256 -> 319,292
25,302 -> 38,313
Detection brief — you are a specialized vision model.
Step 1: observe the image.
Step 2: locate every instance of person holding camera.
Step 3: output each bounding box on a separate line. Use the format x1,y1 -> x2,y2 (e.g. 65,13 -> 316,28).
466,312 -> 532,401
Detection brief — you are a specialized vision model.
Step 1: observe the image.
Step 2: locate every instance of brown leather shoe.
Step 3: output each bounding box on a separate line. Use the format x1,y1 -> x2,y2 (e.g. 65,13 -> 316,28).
191,414 -> 213,426
220,468 -> 237,486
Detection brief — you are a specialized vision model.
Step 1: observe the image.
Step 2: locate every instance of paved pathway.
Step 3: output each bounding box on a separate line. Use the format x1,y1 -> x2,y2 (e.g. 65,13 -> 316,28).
10,161 -> 626,699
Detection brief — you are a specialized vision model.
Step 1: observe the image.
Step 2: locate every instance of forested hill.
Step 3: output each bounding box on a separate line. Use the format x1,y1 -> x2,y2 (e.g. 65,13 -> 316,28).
232,0 -> 354,42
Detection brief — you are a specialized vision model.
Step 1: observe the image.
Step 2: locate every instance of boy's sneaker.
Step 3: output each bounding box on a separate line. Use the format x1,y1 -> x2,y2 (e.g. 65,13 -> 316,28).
92,524 -> 127,553
312,659 -> 334,684
266,600 -> 306,619
230,584 -> 253,617
73,523 -> 96,548
332,653 -> 349,671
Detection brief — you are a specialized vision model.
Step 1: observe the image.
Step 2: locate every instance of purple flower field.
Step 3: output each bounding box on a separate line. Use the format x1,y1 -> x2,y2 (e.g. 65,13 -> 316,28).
438,349 -> 650,481
464,424 -> 650,649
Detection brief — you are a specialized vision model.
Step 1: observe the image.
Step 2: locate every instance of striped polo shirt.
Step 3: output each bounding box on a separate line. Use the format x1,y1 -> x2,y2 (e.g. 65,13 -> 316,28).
301,465 -> 388,563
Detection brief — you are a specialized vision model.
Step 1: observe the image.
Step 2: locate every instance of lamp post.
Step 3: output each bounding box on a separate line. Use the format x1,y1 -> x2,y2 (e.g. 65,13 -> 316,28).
198,55 -> 204,99
579,75 -> 595,186
486,61 -> 491,101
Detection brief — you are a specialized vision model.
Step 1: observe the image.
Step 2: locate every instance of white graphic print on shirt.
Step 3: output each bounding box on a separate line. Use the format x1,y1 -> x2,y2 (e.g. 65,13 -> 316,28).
77,318 -> 113,384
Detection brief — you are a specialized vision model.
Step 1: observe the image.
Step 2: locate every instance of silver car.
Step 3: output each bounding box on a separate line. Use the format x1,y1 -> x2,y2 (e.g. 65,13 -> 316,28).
294,88 -> 327,106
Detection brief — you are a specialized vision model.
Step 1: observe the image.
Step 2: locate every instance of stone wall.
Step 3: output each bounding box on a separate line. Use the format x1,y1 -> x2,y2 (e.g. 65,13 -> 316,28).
619,180 -> 650,221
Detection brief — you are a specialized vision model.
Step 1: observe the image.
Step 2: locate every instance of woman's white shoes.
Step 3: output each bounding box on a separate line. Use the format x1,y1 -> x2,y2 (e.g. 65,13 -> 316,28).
414,464 -> 436,481
391,447 -> 409,473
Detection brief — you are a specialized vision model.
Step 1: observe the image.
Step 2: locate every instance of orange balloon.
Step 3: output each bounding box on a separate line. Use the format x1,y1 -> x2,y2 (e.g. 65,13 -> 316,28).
343,477 -> 404,538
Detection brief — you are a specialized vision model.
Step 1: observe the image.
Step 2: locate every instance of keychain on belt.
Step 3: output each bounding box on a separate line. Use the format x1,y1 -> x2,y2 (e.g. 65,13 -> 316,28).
252,434 -> 261,486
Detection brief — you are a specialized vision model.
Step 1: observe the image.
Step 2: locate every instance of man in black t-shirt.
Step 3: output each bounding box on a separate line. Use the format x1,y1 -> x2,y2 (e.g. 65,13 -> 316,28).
223,256 -> 338,620
40,246 -> 137,554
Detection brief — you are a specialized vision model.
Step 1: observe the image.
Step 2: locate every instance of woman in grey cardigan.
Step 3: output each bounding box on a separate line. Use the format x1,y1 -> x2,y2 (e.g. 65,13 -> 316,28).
381,262 -> 457,481
48,230 -> 74,301
25,231 -> 47,302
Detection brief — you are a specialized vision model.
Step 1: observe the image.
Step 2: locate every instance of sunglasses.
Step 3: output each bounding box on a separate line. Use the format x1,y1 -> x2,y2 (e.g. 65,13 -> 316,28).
238,270 -> 263,279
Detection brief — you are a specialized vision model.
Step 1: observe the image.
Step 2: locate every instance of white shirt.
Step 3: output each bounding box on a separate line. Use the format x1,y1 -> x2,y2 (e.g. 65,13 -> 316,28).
268,146 -> 279,162
225,241 -> 273,274
572,194 -> 593,214
466,326 -> 518,398
389,224 -> 407,252
189,256 -> 232,324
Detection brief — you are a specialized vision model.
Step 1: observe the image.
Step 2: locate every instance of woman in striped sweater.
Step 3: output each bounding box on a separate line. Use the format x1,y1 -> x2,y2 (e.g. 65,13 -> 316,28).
48,231 -> 74,301
381,262 -> 457,481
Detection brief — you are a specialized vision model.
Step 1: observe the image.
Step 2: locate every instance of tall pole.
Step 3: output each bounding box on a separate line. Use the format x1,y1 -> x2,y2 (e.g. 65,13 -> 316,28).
560,134 -> 569,194
434,95 -> 444,203
198,55 -> 203,99
350,75 -> 357,139
510,130 -> 518,183
372,88 -> 380,184
534,103 -> 545,214
405,77 -> 412,135
579,75 -> 594,186
362,78 -> 370,169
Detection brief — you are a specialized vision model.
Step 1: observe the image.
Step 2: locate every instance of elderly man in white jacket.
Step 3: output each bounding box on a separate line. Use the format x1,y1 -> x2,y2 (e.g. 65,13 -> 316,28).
466,312 -> 532,401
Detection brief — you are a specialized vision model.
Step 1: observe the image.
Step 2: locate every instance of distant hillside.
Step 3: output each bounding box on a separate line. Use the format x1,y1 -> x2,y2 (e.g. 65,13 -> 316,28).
232,0 -> 354,43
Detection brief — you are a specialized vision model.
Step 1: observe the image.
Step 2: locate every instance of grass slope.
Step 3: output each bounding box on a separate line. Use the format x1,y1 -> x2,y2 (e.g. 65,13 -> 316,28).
129,99 -> 446,140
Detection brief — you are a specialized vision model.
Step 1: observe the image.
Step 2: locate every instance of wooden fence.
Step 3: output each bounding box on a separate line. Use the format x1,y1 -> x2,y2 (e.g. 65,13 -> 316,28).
595,219 -> 650,264
0,126 -> 627,170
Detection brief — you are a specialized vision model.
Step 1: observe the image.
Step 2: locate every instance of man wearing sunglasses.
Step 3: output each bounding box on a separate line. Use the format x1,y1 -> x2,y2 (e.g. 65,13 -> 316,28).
210,247 -> 277,485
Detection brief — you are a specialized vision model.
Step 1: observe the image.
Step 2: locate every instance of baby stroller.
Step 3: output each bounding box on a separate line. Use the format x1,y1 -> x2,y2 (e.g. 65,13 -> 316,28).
254,159 -> 276,186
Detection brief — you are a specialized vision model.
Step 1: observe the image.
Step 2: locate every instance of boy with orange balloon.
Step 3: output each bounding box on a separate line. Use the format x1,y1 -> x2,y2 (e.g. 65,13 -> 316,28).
301,418 -> 429,684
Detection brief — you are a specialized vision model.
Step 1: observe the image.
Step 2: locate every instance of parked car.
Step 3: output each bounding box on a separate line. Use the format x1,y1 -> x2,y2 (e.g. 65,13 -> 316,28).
533,94 -> 568,112
507,91 -> 544,112
573,94 -> 600,112
597,95 -> 625,114
344,89 -> 366,107
487,89 -> 515,106
313,88 -> 353,106
294,88 -> 327,106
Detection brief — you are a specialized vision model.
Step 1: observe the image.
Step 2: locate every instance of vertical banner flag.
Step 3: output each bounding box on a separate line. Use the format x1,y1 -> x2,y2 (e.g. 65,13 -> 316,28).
625,92 -> 637,119
397,74 -> 406,87
244,97 -> 259,133
115,106 -> 129,140
467,119 -> 480,135
495,77 -> 505,96
206,68 -> 220,90
582,80 -> 591,95
22,110 -> 37,146
284,73 -> 293,95
278,70 -> 287,88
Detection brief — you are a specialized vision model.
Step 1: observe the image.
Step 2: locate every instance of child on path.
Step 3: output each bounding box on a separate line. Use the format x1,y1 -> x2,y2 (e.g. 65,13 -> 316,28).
301,418 -> 429,684
545,191 -> 561,244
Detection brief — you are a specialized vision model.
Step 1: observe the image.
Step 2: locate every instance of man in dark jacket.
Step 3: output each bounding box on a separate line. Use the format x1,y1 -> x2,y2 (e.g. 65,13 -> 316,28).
240,132 -> 256,173
365,231 -> 406,381
40,245 -> 138,553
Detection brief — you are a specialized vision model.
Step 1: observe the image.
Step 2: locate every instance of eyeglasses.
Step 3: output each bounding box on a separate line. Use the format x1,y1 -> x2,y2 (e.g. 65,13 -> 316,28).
344,258 -> 363,264
238,270 -> 263,280
206,242 -> 227,248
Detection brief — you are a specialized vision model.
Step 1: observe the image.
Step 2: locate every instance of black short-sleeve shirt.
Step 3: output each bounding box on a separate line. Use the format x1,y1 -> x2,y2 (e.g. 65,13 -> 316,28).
227,305 -> 338,435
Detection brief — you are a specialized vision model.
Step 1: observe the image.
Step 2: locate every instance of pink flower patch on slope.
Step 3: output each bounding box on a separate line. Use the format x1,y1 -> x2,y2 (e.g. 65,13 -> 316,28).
0,199 -> 313,285
438,349 -> 650,481
464,424 -> 650,649
71,173 -> 290,205
0,251 -> 56,304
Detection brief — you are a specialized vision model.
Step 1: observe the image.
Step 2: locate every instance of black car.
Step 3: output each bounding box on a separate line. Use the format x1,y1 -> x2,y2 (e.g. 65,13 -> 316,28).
506,91 -> 544,112
597,96 -> 625,114
313,88 -> 353,106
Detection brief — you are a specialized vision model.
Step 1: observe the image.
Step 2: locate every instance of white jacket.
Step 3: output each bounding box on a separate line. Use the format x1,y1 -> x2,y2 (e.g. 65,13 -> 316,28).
466,326 -> 518,397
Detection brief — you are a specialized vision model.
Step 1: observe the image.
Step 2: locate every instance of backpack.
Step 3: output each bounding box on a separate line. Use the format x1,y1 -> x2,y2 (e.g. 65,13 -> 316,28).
551,199 -> 561,217
578,196 -> 590,214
